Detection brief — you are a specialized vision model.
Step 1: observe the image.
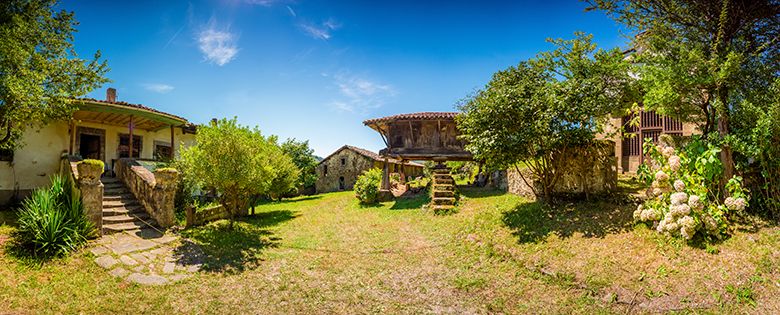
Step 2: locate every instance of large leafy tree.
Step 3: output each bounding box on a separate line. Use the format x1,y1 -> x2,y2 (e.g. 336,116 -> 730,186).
178,118 -> 276,228
0,0 -> 109,150
267,136 -> 301,201
280,138 -> 318,190
587,0 -> 780,185
457,33 -> 635,201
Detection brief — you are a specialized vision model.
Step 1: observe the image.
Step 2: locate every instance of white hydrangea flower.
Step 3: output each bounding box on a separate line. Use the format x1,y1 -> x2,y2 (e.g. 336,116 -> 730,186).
673,179 -> 685,192
662,146 -> 675,158
688,195 -> 704,211
702,214 -> 718,232
680,227 -> 694,240
652,187 -> 664,197
671,192 -> 689,206
633,205 -> 643,220
678,204 -> 692,216
668,155 -> 681,172
655,171 -> 669,185
724,197 -> 746,211
678,215 -> 695,228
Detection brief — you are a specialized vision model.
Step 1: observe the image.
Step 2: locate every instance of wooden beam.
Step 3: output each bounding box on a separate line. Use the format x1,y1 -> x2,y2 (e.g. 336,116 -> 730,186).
170,125 -> 175,159
129,115 -> 134,158
68,120 -> 75,155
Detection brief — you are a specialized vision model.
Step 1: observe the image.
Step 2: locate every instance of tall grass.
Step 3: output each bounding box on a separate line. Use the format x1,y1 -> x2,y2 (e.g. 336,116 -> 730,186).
14,175 -> 95,258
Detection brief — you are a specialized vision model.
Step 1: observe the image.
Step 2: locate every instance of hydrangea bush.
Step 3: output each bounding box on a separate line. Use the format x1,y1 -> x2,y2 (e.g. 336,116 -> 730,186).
634,136 -> 749,242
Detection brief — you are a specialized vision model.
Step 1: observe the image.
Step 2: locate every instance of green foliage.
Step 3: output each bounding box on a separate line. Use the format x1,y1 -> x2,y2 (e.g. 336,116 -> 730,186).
635,136 -> 748,243
589,0 -> 780,190
280,138 -> 318,189
178,118 -> 279,226
354,168 -> 382,204
457,32 -> 635,201
0,0 -> 109,150
13,175 -> 94,258
266,136 -> 301,201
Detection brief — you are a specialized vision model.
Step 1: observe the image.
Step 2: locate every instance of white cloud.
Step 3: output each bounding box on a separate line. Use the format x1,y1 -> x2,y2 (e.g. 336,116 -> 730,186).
329,74 -> 395,113
197,20 -> 238,66
286,5 -> 296,17
243,0 -> 277,6
300,17 -> 341,40
143,83 -> 175,93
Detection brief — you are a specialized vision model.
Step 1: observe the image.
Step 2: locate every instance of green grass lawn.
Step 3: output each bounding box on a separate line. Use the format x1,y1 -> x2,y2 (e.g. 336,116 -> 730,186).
1,188 -> 778,314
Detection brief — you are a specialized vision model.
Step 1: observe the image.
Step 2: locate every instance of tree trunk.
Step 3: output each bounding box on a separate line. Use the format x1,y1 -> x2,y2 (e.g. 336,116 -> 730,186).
717,89 -> 735,196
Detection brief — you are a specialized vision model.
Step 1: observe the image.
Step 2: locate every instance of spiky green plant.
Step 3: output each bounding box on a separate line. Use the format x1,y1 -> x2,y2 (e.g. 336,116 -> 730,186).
14,175 -> 95,258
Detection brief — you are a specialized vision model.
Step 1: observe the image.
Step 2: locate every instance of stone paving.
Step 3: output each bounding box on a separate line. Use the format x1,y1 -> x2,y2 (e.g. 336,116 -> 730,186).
91,228 -> 205,286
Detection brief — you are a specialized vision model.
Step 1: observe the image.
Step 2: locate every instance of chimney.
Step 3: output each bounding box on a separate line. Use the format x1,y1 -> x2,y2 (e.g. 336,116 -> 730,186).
106,88 -> 117,102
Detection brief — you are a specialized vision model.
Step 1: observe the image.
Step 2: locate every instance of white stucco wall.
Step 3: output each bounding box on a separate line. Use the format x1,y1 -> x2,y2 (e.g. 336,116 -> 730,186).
0,120 -> 196,204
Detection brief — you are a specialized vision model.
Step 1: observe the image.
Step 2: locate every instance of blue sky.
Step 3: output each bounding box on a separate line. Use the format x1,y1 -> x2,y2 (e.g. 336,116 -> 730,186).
61,0 -> 630,157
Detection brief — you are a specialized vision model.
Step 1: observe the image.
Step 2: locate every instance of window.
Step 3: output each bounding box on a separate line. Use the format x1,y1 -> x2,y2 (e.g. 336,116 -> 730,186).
118,134 -> 142,158
323,165 -> 328,176
0,149 -> 13,162
340,158 -> 346,166
339,176 -> 345,190
154,144 -> 172,160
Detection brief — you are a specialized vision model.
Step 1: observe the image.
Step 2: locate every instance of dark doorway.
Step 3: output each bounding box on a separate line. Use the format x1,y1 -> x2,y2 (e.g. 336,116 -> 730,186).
79,134 -> 102,160
339,176 -> 345,190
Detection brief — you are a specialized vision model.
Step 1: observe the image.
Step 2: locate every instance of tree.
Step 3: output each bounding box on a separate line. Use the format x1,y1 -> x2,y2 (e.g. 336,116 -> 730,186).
0,0 -> 109,150
587,0 -> 780,189
280,138 -> 318,191
267,137 -> 301,201
457,33 -> 635,201
178,118 -> 275,228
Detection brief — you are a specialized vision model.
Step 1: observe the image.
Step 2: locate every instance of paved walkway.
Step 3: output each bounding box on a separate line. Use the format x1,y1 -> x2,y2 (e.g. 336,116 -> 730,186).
91,228 -> 205,285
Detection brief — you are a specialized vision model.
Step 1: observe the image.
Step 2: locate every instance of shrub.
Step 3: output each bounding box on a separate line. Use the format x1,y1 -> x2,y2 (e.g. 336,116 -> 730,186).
634,136 -> 748,243
355,168 -> 382,204
14,175 -> 95,258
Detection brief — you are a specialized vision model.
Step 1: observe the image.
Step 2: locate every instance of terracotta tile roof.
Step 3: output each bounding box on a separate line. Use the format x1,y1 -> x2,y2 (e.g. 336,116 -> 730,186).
321,145 -> 424,167
363,112 -> 459,125
75,98 -> 188,123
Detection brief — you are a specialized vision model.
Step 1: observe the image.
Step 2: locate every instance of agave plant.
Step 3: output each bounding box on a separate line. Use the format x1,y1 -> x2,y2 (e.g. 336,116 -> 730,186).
14,175 -> 95,258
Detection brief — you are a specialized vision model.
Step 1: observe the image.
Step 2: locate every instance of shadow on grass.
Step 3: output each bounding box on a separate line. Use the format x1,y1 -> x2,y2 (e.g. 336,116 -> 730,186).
502,199 -> 634,244
180,209 -> 299,274
460,187 -> 506,198
254,195 -> 323,207
390,194 -> 430,210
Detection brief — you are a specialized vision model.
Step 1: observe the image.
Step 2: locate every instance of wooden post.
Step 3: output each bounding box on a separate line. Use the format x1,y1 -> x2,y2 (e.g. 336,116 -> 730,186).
128,116 -> 134,158
381,157 -> 391,190
68,120 -> 75,155
170,125 -> 175,159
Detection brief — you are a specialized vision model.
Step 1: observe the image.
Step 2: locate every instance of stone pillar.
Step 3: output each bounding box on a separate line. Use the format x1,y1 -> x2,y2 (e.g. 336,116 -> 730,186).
153,168 -> 179,228
76,161 -> 104,236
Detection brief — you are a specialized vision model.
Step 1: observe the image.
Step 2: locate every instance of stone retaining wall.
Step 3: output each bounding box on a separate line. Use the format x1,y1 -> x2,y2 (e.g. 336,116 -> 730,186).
115,158 -> 178,227
504,141 -> 618,200
60,155 -> 104,235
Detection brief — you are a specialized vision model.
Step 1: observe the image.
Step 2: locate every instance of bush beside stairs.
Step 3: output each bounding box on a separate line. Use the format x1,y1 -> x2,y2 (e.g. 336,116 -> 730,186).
101,178 -> 158,234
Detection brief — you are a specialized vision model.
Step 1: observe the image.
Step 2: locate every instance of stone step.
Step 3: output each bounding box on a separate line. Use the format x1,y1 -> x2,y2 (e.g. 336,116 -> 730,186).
433,184 -> 455,191
103,221 -> 152,234
101,178 -> 121,184
433,179 -> 454,185
103,199 -> 139,208
103,212 -> 151,224
103,193 -> 135,201
432,190 -> 455,198
102,205 -> 145,216
432,197 -> 456,205
432,173 -> 453,177
431,205 -> 456,212
104,188 -> 129,195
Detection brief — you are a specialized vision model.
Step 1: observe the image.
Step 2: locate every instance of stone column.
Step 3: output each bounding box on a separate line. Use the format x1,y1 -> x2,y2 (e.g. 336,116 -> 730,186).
153,168 -> 179,228
77,161 -> 104,236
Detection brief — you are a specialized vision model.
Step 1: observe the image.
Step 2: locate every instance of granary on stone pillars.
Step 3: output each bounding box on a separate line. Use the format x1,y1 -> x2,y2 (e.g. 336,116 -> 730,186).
364,112 -> 472,210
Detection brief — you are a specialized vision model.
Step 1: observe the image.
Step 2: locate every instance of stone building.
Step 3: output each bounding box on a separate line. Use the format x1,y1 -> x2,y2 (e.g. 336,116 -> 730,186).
315,145 -> 424,193
600,109 -> 699,173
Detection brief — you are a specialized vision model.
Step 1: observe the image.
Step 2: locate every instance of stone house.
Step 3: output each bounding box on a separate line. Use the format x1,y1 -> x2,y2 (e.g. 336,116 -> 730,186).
600,108 -> 699,173
315,145 -> 424,193
0,88 -> 196,205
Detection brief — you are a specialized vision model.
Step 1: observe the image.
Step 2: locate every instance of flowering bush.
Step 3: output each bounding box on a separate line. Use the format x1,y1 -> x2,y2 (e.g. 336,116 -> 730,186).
634,136 -> 749,242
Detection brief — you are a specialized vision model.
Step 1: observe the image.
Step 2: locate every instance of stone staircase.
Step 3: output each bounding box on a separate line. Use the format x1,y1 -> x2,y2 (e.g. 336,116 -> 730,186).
101,177 -> 157,234
430,166 -> 457,212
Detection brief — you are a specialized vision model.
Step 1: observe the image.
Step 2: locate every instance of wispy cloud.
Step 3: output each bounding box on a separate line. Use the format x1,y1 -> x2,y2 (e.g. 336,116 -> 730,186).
300,17 -> 341,40
286,5 -> 296,17
197,20 -> 239,66
143,83 -> 175,93
328,73 -> 395,113
243,0 -> 278,6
